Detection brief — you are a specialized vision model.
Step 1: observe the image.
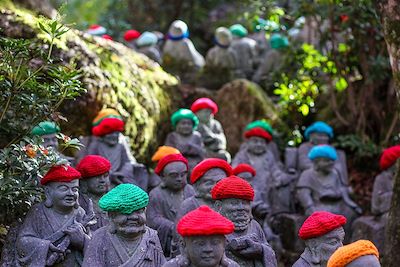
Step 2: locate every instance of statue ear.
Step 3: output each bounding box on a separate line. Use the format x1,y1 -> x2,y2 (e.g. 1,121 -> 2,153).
44,186 -> 53,208
307,241 -> 321,264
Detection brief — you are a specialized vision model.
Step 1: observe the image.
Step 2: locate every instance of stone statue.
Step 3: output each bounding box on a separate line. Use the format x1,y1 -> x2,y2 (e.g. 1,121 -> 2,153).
293,211 -> 346,267
252,33 -> 288,90
229,24 -> 257,79
165,109 -> 205,171
327,240 -> 381,267
123,29 -> 141,51
212,176 -> 278,267
190,98 -> 231,162
203,27 -> 237,88
232,163 -> 256,182
162,20 -> 205,82
350,145 -> 400,252
147,154 -> 195,257
296,145 -> 361,235
163,205 -> 239,267
16,165 -> 91,267
137,31 -> 162,64
76,155 -> 111,231
82,184 -> 165,267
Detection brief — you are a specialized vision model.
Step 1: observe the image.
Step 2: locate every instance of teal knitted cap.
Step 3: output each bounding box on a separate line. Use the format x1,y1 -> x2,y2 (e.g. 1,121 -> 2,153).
230,24 -> 248,37
31,121 -> 60,136
171,108 -> 199,129
245,120 -> 273,135
99,184 -> 149,214
270,33 -> 289,49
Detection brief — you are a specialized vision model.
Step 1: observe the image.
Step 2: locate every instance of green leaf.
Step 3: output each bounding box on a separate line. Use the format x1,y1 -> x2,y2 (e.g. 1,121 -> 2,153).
335,77 -> 348,92
299,104 -> 310,116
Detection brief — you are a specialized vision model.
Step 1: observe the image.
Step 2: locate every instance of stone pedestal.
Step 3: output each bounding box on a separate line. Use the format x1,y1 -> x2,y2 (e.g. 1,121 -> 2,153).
351,216 -> 385,253
274,213 -> 305,253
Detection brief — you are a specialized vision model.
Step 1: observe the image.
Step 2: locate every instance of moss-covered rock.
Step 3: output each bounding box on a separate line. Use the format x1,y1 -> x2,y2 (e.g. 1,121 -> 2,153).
0,3 -> 182,162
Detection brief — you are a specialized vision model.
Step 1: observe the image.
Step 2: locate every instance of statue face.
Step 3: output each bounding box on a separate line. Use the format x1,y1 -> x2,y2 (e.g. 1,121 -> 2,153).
313,158 -> 335,174
184,235 -> 226,267
85,172 -> 110,195
310,132 -> 330,145
306,227 -> 345,266
46,180 -> 79,211
236,171 -> 254,182
195,168 -> 227,200
110,208 -> 146,238
219,198 -> 251,231
346,255 -> 381,267
176,119 -> 194,136
101,131 -> 120,146
162,161 -> 188,191
247,136 -> 267,155
41,133 -> 58,150
195,109 -> 213,123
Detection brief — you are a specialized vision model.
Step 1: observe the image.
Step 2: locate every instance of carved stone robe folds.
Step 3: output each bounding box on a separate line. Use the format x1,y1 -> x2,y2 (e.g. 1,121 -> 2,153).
162,255 -> 240,267
146,185 -> 195,255
82,226 -> 165,267
16,203 -> 87,267
197,119 -> 230,162
371,169 -> 394,216
79,194 -> 109,231
226,220 -> 277,267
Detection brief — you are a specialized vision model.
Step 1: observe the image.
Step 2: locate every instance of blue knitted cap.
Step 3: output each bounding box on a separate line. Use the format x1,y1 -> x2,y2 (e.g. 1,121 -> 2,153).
304,121 -> 334,140
308,145 -> 337,161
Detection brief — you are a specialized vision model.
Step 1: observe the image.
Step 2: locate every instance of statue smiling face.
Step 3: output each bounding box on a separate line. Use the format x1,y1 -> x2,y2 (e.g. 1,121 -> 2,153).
109,208 -> 147,239
184,235 -> 226,267
161,161 -> 188,192
247,136 -> 268,155
41,133 -> 59,150
194,168 -> 227,200
101,131 -> 120,147
176,118 -> 194,136
313,157 -> 335,175
83,172 -> 110,196
217,198 -> 252,232
309,132 -> 330,145
44,180 -> 80,213
195,109 -> 213,124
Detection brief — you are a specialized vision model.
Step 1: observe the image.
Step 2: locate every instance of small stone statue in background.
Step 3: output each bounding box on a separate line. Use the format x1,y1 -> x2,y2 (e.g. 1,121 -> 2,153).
327,240 -> 381,267
123,29 -> 141,50
191,98 -> 231,162
293,211 -> 346,267
17,165 -> 91,267
83,184 -> 165,267
147,154 -> 195,257
162,205 -> 239,267
165,108 -> 205,171
212,176 -> 278,267
136,31 -> 162,64
76,155 -> 111,231
232,163 -> 256,182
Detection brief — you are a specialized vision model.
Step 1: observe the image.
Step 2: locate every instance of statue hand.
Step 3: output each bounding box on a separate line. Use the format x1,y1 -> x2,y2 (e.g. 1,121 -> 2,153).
63,223 -> 86,250
46,244 -> 68,265
236,239 -> 263,259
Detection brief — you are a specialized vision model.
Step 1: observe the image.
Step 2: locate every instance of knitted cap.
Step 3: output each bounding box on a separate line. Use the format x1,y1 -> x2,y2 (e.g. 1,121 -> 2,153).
304,121 -> 334,140
244,127 -> 273,141
211,175 -> 254,201
124,29 -> 141,42
92,108 -> 121,126
191,98 -> 218,115
230,24 -> 248,37
233,164 -> 256,176
171,108 -> 199,129
327,240 -> 379,267
308,145 -> 338,161
245,120 -> 273,135
154,153 -> 188,175
215,27 -> 232,47
87,24 -> 107,36
41,165 -> 81,185
102,34 -> 113,40
270,33 -> 289,49
76,155 -> 111,178
169,20 -> 188,38
299,211 -> 347,240
177,205 -> 234,237
31,121 -> 60,136
99,184 -> 149,214
92,117 -> 124,136
190,158 -> 233,184
151,146 -> 181,162
136,31 -> 158,47
379,145 -> 400,170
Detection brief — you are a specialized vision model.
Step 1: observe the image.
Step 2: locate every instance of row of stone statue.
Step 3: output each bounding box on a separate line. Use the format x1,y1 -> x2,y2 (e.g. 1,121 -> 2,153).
87,20 -> 290,87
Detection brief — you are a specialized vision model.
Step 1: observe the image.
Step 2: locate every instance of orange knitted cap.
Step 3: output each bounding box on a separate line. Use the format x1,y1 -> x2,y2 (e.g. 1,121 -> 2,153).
327,240 -> 379,267
151,146 -> 181,162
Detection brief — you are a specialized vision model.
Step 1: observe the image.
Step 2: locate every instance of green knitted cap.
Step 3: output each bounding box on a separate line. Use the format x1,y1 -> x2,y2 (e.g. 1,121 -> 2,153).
171,108 -> 199,129
99,184 -> 149,214
230,24 -> 248,37
245,120 -> 273,135
31,121 -> 60,136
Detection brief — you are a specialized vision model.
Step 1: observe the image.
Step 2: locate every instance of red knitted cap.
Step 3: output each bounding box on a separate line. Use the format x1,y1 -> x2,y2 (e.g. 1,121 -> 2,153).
76,155 -> 111,178
191,98 -> 218,115
190,158 -> 232,184
299,211 -> 347,240
177,205 -> 234,237
92,117 -> 124,136
41,165 -> 81,185
124,30 -> 141,41
244,127 -> 272,141
154,153 -> 188,175
211,175 -> 254,201
233,164 -> 256,176
380,145 -> 400,170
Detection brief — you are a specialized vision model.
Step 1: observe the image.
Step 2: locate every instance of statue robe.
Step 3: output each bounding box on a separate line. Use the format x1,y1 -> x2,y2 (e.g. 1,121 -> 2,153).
138,46 -> 162,64
16,203 -> 87,267
371,169 -> 394,216
252,49 -> 284,88
147,184 -> 195,255
163,39 -> 205,69
292,255 -> 312,267
162,255 -> 240,267
165,131 -> 205,171
197,119 -> 230,162
82,226 -> 165,267
230,37 -> 257,79
225,220 -> 277,267
79,193 -> 109,231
